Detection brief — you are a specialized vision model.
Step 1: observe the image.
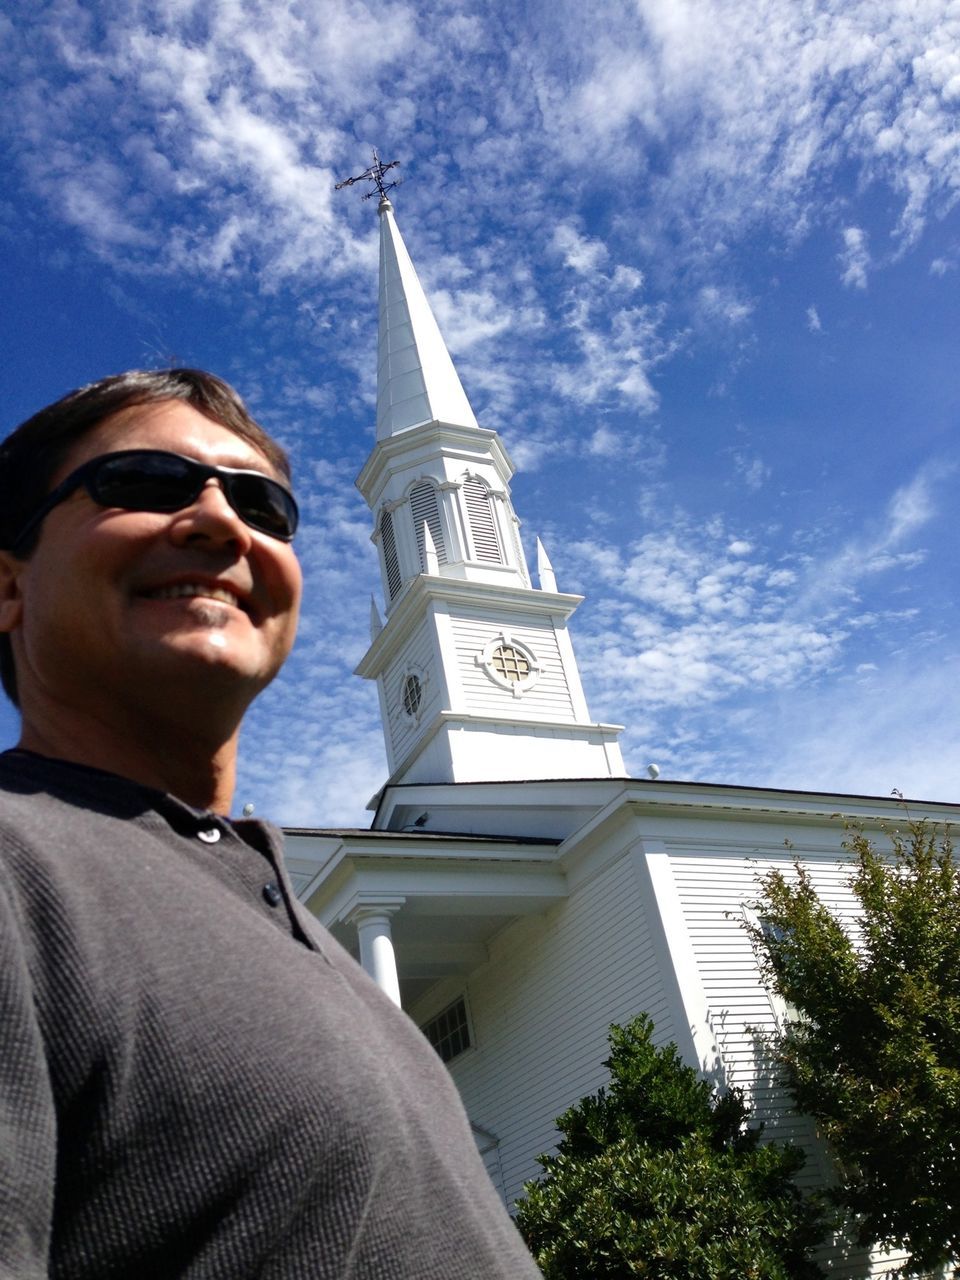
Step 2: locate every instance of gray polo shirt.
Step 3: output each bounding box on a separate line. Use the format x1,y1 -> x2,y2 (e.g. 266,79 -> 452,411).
0,749 -> 541,1279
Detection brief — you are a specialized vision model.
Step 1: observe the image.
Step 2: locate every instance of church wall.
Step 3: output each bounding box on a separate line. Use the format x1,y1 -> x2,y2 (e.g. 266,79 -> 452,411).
666,831 -> 910,1276
666,835 -> 855,1122
380,619 -> 442,764
449,611 -> 576,721
434,844 -> 678,1211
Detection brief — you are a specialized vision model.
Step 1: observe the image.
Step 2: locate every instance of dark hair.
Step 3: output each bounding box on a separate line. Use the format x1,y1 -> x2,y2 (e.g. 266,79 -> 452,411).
0,367 -> 293,707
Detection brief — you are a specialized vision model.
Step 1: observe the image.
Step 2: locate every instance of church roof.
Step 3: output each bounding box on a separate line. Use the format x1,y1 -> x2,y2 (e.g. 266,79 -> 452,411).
376,197 -> 479,440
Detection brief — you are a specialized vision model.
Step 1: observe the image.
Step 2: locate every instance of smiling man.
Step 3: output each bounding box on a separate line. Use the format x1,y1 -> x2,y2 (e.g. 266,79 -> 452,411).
0,370 -> 541,1280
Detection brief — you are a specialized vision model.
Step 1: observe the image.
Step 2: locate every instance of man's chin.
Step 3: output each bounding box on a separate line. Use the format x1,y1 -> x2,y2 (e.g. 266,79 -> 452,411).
147,633 -> 274,689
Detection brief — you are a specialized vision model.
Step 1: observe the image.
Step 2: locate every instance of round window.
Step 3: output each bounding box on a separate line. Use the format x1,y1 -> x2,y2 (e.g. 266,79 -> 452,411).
476,634 -> 541,696
490,644 -> 530,683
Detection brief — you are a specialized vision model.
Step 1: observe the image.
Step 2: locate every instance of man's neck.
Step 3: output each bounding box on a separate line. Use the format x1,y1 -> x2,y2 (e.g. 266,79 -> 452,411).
17,711 -> 239,814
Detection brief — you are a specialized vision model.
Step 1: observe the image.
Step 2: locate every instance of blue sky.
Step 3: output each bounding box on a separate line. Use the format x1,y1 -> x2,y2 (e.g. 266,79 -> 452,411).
1,0 -> 959,824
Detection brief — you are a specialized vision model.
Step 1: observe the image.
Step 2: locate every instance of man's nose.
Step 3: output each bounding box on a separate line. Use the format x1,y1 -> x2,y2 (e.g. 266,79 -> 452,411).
168,479 -> 253,550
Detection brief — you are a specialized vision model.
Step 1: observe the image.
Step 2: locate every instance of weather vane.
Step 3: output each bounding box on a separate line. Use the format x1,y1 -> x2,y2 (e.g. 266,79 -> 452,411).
335,149 -> 401,201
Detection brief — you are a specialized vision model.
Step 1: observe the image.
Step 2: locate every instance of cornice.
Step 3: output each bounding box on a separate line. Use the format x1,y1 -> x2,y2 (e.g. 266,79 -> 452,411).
355,574 -> 585,677
356,419 -> 516,503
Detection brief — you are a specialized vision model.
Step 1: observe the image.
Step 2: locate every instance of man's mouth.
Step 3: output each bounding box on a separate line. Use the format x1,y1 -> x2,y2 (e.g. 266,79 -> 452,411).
143,583 -> 242,610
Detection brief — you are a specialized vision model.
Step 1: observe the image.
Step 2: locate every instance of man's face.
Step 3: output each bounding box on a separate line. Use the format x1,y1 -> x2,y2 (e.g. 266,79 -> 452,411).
1,400 -> 302,728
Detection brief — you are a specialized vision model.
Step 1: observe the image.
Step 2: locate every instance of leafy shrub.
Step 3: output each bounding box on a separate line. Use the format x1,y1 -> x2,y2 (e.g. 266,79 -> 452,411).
515,1015 -> 828,1278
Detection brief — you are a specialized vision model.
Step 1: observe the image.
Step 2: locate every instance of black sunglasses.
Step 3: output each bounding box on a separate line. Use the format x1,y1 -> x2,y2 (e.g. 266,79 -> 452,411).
13,449 -> 299,550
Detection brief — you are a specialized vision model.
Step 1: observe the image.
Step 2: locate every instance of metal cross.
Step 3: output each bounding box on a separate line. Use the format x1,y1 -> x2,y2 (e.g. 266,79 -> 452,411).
335,149 -> 401,201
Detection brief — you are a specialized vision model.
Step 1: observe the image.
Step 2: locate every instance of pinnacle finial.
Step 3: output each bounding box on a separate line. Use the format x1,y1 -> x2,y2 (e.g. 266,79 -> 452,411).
369,595 -> 384,640
335,149 -> 402,203
421,522 -> 440,576
536,538 -> 558,592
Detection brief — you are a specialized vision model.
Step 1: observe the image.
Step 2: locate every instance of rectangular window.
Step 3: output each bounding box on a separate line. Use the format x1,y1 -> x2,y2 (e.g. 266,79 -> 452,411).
744,906 -> 801,1032
421,996 -> 472,1063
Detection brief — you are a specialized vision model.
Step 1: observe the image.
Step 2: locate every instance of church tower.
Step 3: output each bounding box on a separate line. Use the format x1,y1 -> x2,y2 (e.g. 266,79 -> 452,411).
355,193 -> 624,786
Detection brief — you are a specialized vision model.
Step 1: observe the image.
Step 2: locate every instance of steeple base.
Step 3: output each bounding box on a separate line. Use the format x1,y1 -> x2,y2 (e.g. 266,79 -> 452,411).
385,711 -> 625,787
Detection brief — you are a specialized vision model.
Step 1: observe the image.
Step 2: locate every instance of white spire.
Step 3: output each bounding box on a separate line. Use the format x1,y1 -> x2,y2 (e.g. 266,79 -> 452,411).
536,538 -> 558,592
421,521 -> 440,575
376,197 -> 479,440
370,595 -> 383,641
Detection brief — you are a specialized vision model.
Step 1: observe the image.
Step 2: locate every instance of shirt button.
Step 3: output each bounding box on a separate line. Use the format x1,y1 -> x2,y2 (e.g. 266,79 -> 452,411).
263,882 -> 283,908
198,828 -> 221,844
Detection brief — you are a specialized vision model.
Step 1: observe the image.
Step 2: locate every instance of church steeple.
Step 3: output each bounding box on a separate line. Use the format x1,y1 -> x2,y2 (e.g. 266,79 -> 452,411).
377,197 -> 478,439
350,183 -> 624,790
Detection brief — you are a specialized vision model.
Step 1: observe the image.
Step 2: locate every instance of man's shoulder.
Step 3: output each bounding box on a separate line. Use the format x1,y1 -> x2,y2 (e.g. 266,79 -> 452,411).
0,751 -> 149,870
0,751 -> 155,814
0,751 -> 73,830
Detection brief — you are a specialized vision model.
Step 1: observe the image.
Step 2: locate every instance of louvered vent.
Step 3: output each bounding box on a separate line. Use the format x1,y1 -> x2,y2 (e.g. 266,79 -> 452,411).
463,478 -> 502,564
380,508 -> 402,600
410,482 -> 447,568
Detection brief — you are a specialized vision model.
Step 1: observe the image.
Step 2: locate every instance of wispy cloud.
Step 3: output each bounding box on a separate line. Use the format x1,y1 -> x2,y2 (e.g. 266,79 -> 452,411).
840,226 -> 871,289
794,468 -> 939,614
555,463 -> 945,789
5,0 -> 957,429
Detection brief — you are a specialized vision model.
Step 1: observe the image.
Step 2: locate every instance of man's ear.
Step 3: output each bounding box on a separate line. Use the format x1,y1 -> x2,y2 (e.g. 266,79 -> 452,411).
0,551 -> 24,634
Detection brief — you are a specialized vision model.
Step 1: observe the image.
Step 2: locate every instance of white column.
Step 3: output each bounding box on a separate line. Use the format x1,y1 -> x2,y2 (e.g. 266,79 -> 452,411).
350,907 -> 402,1007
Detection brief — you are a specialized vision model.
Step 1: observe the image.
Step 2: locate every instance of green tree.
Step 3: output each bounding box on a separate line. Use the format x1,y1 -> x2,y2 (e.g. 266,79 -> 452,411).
515,1015 -> 828,1278
749,818 -> 960,1276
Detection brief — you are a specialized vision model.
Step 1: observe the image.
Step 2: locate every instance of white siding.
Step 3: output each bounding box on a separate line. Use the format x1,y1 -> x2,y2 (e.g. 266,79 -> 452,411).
431,848 -> 675,1210
668,836 -> 910,1277
382,622 -> 440,763
669,840 -> 854,1115
450,612 -> 575,721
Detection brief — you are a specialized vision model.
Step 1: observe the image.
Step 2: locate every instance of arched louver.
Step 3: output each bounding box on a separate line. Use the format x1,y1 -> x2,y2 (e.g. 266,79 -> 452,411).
380,508 -> 402,600
410,482 -> 447,569
463,477 -> 503,564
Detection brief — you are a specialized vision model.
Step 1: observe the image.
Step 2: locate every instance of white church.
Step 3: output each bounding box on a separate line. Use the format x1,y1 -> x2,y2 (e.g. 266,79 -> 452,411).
284,190 -> 958,1277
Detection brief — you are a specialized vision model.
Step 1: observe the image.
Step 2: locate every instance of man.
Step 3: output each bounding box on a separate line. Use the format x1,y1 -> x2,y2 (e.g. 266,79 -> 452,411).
0,369 -> 541,1279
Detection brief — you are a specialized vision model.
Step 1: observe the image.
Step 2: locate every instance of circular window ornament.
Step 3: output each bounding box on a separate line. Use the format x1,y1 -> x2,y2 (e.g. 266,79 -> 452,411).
475,633 -> 541,697
400,668 -> 427,720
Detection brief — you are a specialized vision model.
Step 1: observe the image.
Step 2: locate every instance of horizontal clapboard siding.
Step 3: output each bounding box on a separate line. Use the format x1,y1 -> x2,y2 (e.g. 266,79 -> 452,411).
451,612 -> 575,721
446,849 -> 675,1210
670,845 -> 852,1118
383,623 -> 438,762
668,840 -> 911,1277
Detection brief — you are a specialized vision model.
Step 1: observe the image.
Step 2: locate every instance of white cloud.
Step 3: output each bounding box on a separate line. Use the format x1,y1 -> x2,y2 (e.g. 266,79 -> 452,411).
699,284 -> 753,325
806,304 -> 823,333
887,471 -> 936,541
529,0 -> 960,263
552,305 -> 664,411
551,222 -> 610,274
793,467 -> 938,614
744,657 -> 960,803
840,226 -> 870,289
560,461 -> 943,776
429,286 -> 514,352
587,425 -> 620,457
732,452 -> 771,492
612,265 -> 645,292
